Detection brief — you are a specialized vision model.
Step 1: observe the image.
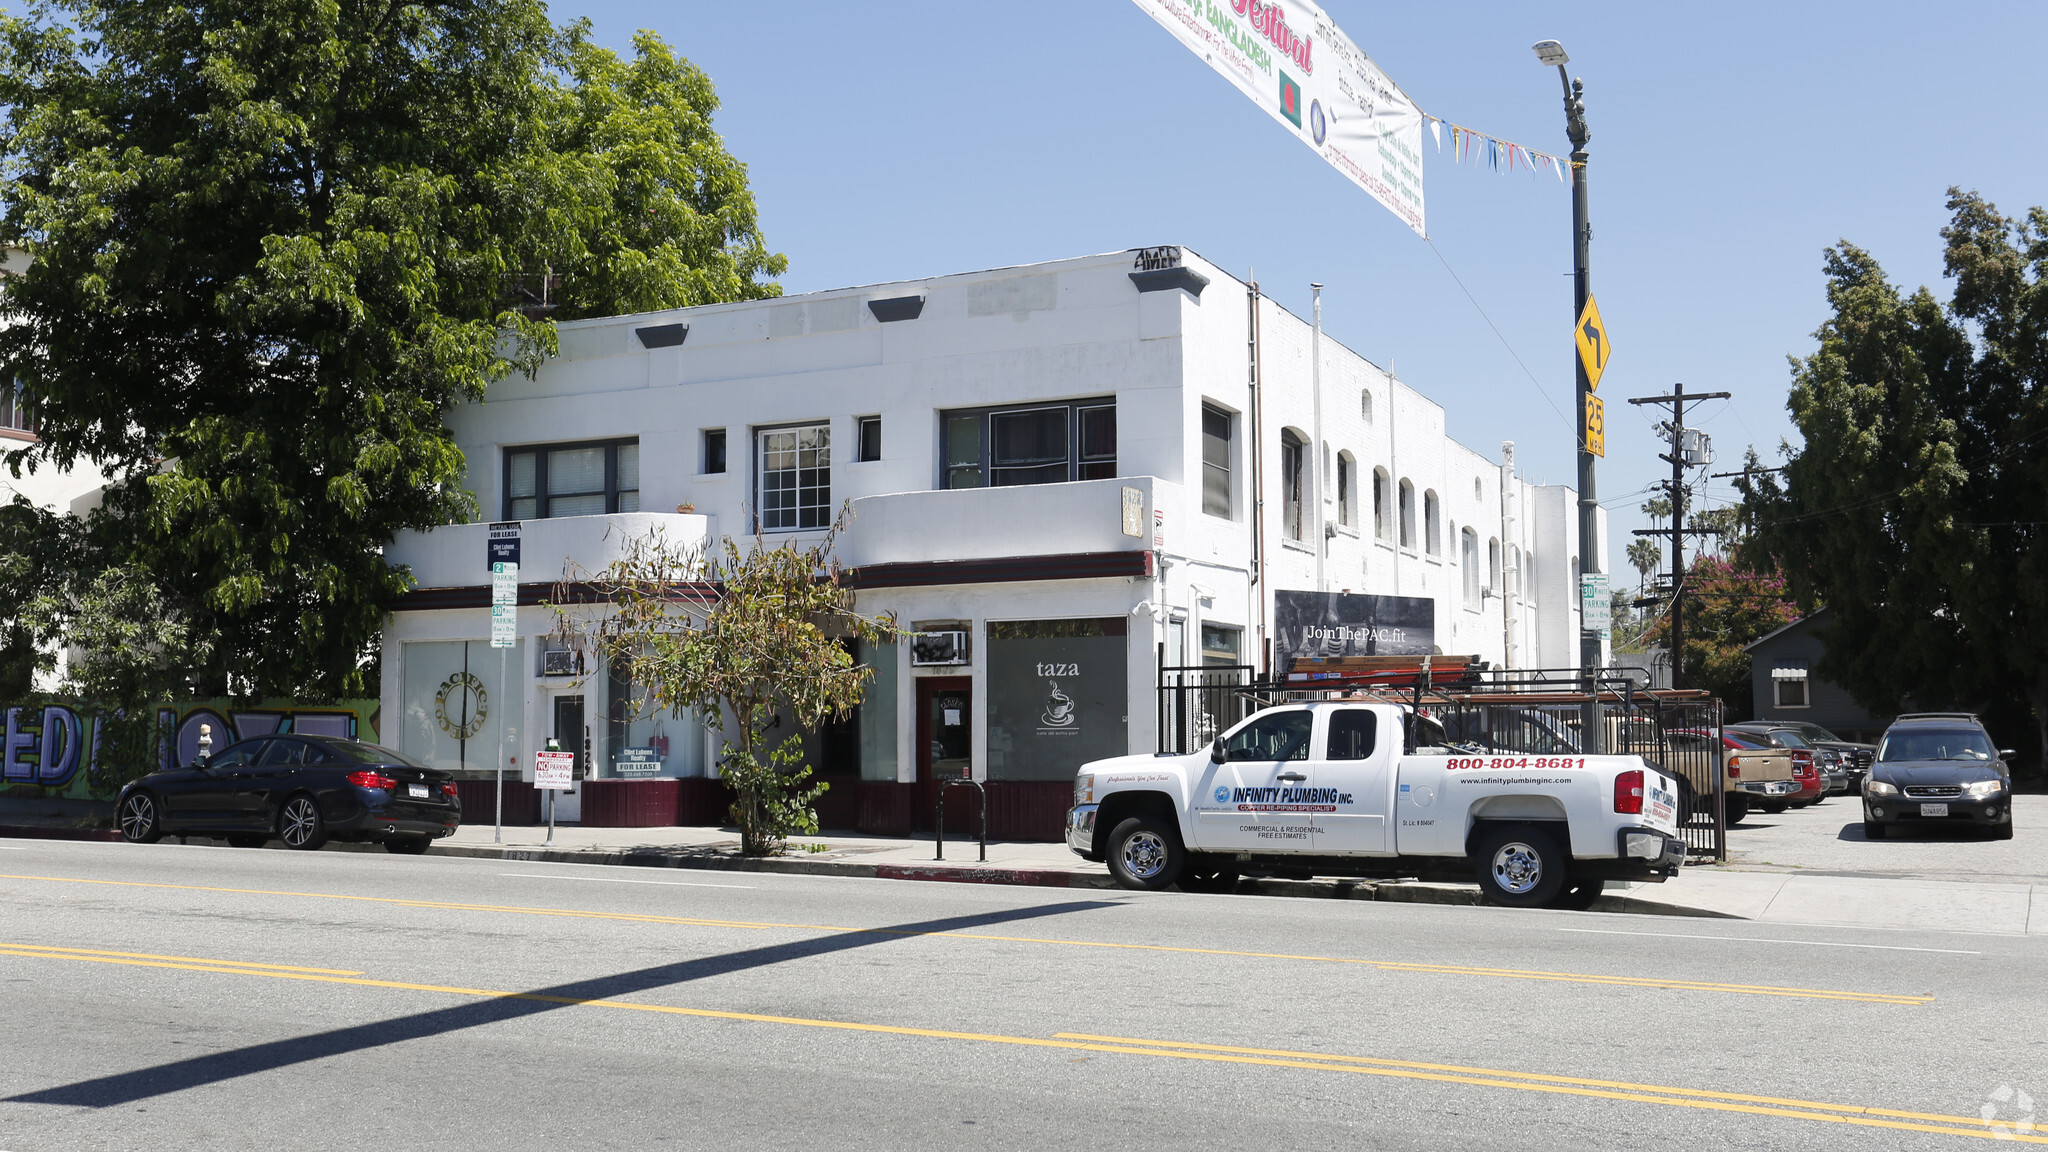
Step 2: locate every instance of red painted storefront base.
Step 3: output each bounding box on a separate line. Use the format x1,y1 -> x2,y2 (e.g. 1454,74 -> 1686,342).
455,777 -> 1066,842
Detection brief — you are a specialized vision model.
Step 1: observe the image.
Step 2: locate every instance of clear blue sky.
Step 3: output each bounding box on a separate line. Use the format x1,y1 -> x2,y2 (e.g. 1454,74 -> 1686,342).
568,0 -> 2047,585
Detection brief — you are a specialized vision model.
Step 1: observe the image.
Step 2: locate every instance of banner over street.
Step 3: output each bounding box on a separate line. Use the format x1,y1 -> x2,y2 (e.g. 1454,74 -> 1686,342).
1132,0 -> 1426,235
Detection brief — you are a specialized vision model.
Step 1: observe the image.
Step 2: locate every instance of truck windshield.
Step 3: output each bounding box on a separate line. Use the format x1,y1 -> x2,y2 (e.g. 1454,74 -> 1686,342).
1877,729 -> 1995,762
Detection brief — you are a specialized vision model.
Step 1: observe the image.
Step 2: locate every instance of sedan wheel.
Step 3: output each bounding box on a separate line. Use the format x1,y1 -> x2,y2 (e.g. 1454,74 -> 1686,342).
278,796 -> 328,851
118,793 -> 163,844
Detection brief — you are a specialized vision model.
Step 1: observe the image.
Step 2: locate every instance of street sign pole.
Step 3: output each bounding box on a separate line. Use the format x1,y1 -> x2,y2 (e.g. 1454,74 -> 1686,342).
488,523 -> 521,845
1552,59 -> 1604,752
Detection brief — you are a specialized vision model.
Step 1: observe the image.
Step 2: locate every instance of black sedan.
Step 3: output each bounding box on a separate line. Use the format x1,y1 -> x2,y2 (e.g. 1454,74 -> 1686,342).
116,735 -> 461,853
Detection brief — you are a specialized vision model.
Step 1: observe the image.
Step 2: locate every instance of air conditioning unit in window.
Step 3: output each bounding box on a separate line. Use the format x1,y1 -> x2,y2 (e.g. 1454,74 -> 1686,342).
542,649 -> 581,677
911,630 -> 971,667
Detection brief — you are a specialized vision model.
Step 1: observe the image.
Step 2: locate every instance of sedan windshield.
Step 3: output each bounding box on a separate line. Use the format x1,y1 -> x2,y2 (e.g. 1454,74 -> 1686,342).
1790,722 -> 1841,743
1765,729 -> 1812,749
1877,728 -> 1996,762
325,739 -> 430,769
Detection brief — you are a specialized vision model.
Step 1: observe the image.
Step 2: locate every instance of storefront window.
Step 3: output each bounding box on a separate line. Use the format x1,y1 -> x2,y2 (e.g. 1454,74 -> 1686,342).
986,618 -> 1127,781
601,652 -> 704,778
858,638 -> 899,781
401,640 -> 524,776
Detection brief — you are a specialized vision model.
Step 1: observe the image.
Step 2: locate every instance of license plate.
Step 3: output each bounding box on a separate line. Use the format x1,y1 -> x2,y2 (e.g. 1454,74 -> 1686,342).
1919,803 -> 1949,817
408,783 -> 430,799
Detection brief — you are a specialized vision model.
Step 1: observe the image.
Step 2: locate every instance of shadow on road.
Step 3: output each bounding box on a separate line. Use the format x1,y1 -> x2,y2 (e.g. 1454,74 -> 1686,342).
9,899 -> 1120,1108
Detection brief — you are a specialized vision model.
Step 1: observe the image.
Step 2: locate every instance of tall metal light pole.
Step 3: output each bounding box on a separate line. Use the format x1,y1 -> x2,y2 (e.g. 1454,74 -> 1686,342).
1534,38 -> 1602,750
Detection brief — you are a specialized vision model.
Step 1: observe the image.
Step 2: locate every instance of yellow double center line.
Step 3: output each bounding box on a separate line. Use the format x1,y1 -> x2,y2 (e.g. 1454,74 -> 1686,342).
0,941 -> 2023,1144
0,872 -> 1932,1005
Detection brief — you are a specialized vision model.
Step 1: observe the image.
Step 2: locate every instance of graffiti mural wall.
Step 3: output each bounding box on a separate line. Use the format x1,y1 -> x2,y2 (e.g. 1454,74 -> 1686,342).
0,699 -> 379,799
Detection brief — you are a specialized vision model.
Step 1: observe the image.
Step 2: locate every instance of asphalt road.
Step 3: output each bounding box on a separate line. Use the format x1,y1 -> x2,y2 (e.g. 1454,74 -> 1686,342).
2,837 -> 2045,1151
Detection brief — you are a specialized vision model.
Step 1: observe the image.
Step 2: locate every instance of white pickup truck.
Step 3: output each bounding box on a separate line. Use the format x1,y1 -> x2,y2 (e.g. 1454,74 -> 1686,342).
1066,700 -> 1685,909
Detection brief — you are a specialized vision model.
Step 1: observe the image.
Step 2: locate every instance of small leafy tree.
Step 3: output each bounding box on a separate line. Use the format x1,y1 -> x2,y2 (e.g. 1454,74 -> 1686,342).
558,513 -> 892,855
1641,554 -> 1800,717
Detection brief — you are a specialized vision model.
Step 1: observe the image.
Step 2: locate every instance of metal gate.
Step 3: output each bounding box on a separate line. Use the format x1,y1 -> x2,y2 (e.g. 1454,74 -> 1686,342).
1156,663 -> 1258,756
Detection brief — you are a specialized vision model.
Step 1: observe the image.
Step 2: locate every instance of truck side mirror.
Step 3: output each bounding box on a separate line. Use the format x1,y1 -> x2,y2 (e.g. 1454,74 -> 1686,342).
1210,734 -> 1227,764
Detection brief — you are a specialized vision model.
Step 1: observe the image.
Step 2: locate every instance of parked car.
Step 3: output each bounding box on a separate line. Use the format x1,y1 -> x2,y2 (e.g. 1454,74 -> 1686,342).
1862,713 -> 2014,840
1768,721 -> 1874,794
1665,730 -> 1800,825
1727,724 -> 1827,806
116,735 -> 461,853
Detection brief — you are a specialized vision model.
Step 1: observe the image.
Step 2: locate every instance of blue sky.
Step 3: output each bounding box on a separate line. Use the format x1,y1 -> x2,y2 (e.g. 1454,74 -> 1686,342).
569,1 -> 2046,586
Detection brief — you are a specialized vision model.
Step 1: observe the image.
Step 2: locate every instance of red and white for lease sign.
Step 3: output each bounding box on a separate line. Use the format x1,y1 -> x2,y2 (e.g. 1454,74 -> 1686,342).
534,750 -> 575,790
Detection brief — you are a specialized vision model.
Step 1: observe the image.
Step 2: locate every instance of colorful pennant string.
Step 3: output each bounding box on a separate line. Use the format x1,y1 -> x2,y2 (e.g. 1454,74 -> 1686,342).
1427,117 -> 1571,184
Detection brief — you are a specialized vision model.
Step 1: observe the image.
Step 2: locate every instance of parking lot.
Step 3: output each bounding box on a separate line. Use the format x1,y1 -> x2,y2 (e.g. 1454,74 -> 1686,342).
1722,791 -> 2048,883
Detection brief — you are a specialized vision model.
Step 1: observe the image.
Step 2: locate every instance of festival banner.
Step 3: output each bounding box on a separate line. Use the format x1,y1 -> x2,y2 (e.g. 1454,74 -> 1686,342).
1132,0 -> 1426,236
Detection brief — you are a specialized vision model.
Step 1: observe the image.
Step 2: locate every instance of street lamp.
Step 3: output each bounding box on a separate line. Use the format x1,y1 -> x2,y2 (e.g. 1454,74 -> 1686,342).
1533,37 -> 1601,750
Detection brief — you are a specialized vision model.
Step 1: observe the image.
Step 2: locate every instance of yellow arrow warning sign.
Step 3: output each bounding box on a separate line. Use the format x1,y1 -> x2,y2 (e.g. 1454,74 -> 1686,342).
1575,295 -> 1610,391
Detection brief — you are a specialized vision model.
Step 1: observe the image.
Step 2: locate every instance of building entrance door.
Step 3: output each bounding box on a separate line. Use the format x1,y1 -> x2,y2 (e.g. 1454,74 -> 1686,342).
914,677 -> 972,832
551,693 -> 586,822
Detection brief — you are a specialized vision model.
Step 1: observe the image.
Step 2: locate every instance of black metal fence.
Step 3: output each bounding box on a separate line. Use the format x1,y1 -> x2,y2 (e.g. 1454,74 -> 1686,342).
1153,660 -> 1729,861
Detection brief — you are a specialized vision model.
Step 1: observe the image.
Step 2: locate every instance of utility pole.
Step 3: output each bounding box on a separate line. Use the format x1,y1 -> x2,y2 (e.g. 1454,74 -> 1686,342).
1628,382 -> 1729,688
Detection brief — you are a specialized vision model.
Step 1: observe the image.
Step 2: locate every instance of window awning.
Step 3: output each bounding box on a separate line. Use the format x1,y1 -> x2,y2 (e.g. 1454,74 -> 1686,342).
1771,664 -> 1810,680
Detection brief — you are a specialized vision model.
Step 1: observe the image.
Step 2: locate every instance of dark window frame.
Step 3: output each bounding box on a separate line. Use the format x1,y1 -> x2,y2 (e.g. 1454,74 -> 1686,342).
702,428 -> 727,475
856,415 -> 883,463
502,437 -> 641,521
1201,403 -> 1233,518
0,380 -> 36,437
939,397 -> 1117,489
1280,430 -> 1306,542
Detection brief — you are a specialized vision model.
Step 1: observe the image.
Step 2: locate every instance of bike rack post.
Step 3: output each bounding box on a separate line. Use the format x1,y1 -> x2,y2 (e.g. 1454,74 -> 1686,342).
935,777 -> 987,862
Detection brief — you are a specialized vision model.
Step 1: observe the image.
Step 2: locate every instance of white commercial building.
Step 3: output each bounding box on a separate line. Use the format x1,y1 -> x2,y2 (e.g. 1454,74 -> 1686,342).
383,247 -> 1604,836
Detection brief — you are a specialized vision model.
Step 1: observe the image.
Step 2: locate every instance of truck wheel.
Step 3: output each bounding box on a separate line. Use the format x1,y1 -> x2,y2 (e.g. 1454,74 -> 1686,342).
1552,878 -> 1605,911
1106,816 -> 1184,891
1473,824 -> 1566,908
1724,794 -> 1750,826
1760,801 -> 1788,815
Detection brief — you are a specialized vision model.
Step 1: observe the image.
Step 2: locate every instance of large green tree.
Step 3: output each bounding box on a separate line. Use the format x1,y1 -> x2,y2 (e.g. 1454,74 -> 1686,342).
0,1 -> 783,698
1740,190 -> 2048,762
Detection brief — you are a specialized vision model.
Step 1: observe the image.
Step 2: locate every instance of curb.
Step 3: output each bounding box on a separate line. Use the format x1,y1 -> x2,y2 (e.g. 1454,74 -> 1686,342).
0,824 -> 121,843
0,827 -> 1745,918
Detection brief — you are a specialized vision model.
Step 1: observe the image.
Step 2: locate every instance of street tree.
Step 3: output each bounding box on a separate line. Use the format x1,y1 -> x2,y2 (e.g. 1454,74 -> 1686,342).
1625,538 -> 1662,591
0,2 -> 784,699
1640,554 -> 1799,717
1739,189 -> 2048,762
558,514 -> 894,856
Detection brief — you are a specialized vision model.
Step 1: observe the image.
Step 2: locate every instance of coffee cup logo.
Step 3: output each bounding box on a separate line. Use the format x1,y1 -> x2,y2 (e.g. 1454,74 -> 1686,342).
1041,682 -> 1076,728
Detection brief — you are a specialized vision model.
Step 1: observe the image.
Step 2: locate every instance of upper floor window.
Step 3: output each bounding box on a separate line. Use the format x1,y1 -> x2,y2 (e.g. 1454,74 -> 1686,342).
1280,430 -> 1306,542
1398,479 -> 1416,549
1373,468 -> 1390,540
759,424 -> 831,530
505,438 -> 639,520
1337,452 -> 1355,528
942,399 -> 1115,489
856,416 -> 883,462
0,381 -> 35,437
1461,528 -> 1481,607
1424,489 -> 1442,555
1201,404 -> 1233,518
702,428 -> 727,474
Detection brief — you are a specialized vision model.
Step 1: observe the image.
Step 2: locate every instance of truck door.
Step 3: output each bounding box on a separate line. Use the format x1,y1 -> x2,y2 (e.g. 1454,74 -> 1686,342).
1310,707 -> 1393,855
1191,708 -> 1317,852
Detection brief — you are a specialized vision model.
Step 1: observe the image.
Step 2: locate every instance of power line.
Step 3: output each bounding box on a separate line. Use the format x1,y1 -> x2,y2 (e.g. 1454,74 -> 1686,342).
1422,238 -> 1572,429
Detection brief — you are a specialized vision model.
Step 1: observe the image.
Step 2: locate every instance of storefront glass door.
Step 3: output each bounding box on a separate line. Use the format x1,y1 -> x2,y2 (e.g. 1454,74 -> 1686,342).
551,692 -> 585,822
914,677 -> 972,831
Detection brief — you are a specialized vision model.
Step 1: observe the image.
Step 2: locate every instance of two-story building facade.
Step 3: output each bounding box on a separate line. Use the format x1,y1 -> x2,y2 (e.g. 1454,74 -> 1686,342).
382,246 -> 1604,837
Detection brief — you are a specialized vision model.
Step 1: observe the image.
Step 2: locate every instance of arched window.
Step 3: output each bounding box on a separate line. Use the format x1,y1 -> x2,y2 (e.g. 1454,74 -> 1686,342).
1337,452 -> 1355,527
1373,468 -> 1390,539
1488,538 -> 1502,592
1281,429 -> 1306,542
1398,479 -> 1416,549
1424,489 -> 1441,555
1361,389 -> 1374,424
1461,529 -> 1481,607
1473,476 -> 1483,500
1509,546 -> 1523,598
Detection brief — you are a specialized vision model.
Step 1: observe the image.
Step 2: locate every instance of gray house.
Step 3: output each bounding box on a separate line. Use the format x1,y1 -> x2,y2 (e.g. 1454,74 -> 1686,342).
1742,608 -> 1886,740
